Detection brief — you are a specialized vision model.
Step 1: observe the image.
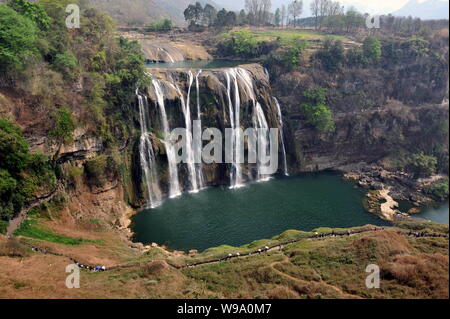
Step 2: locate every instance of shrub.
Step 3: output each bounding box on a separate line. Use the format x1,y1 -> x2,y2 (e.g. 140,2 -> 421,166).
346,47 -> 368,67
406,153 -> 437,178
145,19 -> 173,32
49,107 -> 75,143
52,50 -> 78,79
7,0 -> 51,30
314,39 -> 344,72
268,38 -> 308,70
0,119 -> 56,221
85,155 -> 108,187
300,88 -> 335,133
363,37 -> 382,62
424,180 -> 449,201
0,4 -> 38,74
218,29 -> 258,58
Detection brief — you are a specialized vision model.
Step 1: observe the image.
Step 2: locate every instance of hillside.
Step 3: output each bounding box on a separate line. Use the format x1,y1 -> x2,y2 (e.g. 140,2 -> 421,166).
393,0 -> 449,20
87,0 -> 217,26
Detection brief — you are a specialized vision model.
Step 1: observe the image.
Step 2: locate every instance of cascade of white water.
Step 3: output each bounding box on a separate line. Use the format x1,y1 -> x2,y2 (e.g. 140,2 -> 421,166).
158,48 -> 175,63
195,70 -> 205,189
136,90 -> 162,208
173,72 -> 199,193
234,68 -> 272,183
224,68 -> 244,189
253,102 -> 271,182
152,79 -> 182,198
273,97 -> 289,176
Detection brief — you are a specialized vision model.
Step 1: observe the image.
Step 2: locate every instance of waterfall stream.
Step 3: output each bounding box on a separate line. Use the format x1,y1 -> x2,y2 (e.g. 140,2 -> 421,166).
273,97 -> 289,176
173,72 -> 199,193
152,79 -> 182,198
195,70 -> 205,189
136,90 -> 162,208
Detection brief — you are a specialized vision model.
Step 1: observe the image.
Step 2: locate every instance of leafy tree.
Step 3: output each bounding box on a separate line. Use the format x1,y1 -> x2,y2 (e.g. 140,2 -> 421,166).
300,88 -> 335,133
238,9 -> 248,25
0,119 -> 30,173
346,47 -> 368,67
0,119 -> 56,220
226,11 -> 237,27
407,153 -> 438,178
424,180 -> 449,201
219,29 -> 258,57
7,0 -> 51,30
184,2 -> 203,25
275,8 -> 281,26
49,107 -> 75,144
53,50 -> 78,79
203,4 -> 217,26
0,4 -> 38,73
269,38 -> 308,70
363,37 -> 382,62
315,38 -> 344,72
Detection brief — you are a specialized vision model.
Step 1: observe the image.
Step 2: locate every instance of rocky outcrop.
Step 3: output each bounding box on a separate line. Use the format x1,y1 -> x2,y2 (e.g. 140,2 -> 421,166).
137,38 -> 212,63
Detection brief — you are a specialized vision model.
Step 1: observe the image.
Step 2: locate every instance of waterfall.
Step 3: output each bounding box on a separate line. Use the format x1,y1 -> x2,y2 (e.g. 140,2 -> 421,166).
253,102 -> 271,182
224,68 -> 243,189
136,89 -> 162,208
158,47 -> 175,63
173,72 -> 199,193
152,79 -> 182,198
195,70 -> 205,189
273,97 -> 289,176
234,68 -> 272,183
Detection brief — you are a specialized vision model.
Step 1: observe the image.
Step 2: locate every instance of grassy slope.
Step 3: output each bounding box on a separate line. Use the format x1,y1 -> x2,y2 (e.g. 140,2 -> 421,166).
249,29 -> 350,43
0,216 -> 448,299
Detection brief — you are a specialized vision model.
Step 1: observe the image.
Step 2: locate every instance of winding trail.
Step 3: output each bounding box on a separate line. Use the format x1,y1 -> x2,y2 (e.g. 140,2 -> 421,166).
6,186 -> 63,237
13,227 -> 448,273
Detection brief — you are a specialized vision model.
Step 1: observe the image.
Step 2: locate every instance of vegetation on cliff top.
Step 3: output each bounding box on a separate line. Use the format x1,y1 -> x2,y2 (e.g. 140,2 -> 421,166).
0,119 -> 57,224
0,0 -> 149,222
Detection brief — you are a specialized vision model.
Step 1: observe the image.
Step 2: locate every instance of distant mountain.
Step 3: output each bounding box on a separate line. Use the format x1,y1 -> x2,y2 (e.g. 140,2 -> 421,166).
87,0 -> 217,26
392,0 -> 449,20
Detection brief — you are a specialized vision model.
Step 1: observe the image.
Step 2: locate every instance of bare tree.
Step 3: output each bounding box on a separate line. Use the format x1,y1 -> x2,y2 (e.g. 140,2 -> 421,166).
281,4 -> 287,28
311,0 -> 320,29
245,0 -> 272,26
288,0 -> 303,28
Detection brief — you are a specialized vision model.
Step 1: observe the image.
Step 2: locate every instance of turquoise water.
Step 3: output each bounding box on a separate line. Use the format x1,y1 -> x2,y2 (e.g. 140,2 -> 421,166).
417,202 -> 449,224
145,59 -> 248,69
398,200 -> 449,224
131,172 -> 389,252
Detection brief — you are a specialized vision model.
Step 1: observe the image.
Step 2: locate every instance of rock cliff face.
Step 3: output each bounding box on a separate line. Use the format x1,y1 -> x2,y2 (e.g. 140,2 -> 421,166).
272,61 -> 449,174
137,38 -> 212,63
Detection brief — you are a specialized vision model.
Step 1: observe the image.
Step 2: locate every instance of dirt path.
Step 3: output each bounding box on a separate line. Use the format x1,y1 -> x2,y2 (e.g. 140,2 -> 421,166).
269,256 -> 362,299
6,186 -> 62,237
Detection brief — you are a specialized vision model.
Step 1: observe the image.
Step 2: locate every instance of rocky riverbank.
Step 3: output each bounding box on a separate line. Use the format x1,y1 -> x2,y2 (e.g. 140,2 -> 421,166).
341,164 -> 447,221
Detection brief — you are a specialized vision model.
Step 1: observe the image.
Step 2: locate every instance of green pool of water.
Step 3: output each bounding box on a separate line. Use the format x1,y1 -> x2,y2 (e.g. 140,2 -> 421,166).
417,202 -> 449,224
131,172 -> 389,252
398,200 -> 449,224
145,59 -> 248,69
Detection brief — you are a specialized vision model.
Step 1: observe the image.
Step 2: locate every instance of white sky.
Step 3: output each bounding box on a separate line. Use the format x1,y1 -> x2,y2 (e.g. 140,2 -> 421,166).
338,0 -> 448,13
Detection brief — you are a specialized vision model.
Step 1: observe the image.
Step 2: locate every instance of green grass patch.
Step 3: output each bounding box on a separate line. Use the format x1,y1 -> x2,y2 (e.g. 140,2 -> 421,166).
0,220 -> 8,234
14,218 -> 102,246
249,29 -> 349,44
